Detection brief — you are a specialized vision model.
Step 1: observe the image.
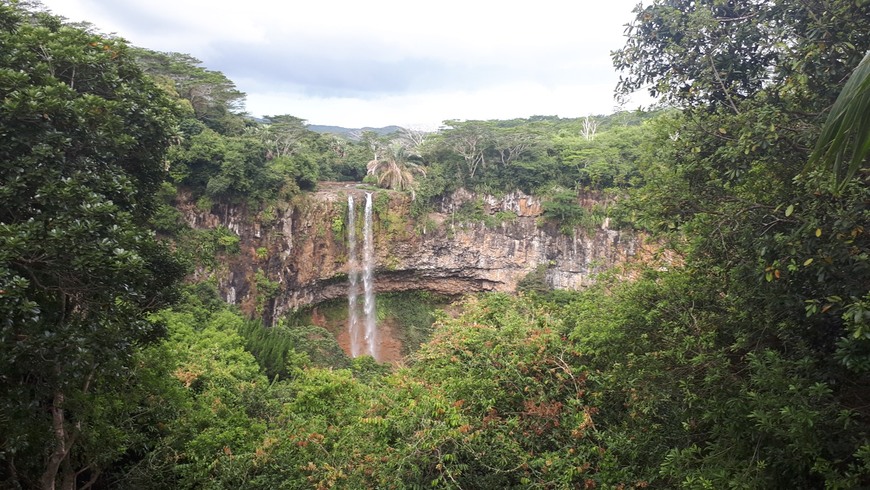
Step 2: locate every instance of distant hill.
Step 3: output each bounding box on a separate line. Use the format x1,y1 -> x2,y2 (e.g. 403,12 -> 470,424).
306,125 -> 403,139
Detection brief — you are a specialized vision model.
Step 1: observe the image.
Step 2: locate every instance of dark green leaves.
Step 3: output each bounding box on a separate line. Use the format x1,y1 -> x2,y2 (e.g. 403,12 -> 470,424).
0,5 -> 184,487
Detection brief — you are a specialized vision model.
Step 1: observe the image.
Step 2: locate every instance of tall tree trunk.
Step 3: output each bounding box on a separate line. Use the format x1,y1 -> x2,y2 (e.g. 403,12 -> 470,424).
39,391 -> 69,490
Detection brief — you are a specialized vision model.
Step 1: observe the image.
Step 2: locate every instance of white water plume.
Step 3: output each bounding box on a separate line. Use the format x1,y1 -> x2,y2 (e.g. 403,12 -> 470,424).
362,192 -> 378,360
347,192 -> 378,360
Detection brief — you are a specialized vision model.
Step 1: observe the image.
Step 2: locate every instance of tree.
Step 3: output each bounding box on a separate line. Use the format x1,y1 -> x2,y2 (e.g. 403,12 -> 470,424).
609,0 -> 870,485
441,120 -> 492,179
133,49 -> 246,134
581,115 -> 598,141
492,124 -> 540,166
0,6 -> 185,488
366,141 -> 426,194
397,126 -> 428,153
259,114 -> 309,159
613,0 -> 870,113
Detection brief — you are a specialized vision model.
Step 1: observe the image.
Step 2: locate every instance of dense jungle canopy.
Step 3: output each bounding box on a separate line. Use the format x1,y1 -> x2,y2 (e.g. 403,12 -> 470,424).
1,0 -> 869,488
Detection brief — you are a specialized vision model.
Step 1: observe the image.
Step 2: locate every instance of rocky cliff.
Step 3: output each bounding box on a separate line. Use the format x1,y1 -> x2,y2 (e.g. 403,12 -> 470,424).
180,184 -> 660,326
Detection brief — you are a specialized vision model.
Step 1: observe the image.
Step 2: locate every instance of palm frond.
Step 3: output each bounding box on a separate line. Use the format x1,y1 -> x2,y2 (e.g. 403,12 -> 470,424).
808,51 -> 870,192
366,142 -> 426,194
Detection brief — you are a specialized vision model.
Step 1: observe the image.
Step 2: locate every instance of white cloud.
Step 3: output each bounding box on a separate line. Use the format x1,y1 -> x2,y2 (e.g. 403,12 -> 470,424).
245,81 -> 635,129
40,0 -> 646,127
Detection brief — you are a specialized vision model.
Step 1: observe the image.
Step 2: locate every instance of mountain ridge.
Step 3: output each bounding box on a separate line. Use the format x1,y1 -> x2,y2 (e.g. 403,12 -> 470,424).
306,124 -> 403,138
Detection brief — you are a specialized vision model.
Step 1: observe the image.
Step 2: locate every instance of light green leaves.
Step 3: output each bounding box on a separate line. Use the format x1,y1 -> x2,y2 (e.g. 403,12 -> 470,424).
808,51 -> 870,193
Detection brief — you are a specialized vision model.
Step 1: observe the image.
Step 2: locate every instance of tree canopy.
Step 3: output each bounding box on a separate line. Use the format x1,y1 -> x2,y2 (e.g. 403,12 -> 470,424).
0,5 -> 185,487
2,0 -> 869,488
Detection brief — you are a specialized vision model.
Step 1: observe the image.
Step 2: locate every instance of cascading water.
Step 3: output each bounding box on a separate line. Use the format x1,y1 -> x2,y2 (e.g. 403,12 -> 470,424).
347,192 -> 378,360
362,192 -> 378,360
346,195 -> 361,357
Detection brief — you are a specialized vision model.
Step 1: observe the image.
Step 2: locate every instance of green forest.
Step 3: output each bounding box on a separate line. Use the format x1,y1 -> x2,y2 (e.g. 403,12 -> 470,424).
2,0 -> 869,488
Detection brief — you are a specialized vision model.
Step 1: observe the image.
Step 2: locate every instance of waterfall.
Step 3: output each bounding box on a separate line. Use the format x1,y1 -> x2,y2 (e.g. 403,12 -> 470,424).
347,192 -> 378,360
362,192 -> 378,360
347,195 -> 361,357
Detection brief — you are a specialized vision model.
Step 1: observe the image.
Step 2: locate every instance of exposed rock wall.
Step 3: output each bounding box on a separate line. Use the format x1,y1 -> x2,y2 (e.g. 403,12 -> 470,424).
180,184 -> 656,324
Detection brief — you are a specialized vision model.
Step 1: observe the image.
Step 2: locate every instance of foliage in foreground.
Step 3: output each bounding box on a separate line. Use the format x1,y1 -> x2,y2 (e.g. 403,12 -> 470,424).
3,0 -> 870,488
99,280 -> 870,489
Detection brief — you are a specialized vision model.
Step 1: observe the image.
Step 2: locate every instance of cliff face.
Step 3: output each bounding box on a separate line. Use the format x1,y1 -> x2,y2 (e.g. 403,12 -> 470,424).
180,184 -> 654,325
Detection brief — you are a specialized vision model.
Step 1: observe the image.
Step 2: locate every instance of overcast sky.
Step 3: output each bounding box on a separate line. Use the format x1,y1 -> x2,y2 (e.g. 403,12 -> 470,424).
40,0 -> 648,129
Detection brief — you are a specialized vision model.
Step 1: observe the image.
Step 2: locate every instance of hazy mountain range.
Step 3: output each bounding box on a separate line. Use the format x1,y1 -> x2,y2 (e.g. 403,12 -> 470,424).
306,125 -> 403,138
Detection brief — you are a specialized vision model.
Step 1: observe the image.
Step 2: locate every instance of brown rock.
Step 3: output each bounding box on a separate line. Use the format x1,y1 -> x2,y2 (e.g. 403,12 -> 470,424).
179,185 -> 668,337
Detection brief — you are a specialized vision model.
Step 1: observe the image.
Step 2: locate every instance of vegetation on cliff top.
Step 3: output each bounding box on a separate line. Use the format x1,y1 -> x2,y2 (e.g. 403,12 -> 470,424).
1,0 -> 869,488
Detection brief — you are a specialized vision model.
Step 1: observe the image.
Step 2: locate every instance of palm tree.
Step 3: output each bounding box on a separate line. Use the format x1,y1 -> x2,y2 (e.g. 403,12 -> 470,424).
366,142 -> 426,197
809,50 -> 870,193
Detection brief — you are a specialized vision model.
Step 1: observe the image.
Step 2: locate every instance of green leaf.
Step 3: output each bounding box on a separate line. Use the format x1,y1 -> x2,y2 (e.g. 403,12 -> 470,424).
807,51 -> 870,192
785,204 -> 794,217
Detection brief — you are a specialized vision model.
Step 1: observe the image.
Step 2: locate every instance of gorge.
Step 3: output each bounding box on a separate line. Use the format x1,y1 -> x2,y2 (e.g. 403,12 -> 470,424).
181,184 -> 665,360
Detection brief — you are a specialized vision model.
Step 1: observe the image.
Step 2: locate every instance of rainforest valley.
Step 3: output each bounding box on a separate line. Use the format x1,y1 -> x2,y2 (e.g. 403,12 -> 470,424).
1,1 -> 869,488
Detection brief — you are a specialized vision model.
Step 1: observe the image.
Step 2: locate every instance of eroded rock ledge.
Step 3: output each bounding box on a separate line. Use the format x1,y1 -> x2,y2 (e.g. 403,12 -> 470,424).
180,184 -> 657,325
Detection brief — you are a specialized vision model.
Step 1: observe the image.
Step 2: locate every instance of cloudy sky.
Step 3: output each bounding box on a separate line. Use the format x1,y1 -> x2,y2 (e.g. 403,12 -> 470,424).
40,0 -> 648,128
